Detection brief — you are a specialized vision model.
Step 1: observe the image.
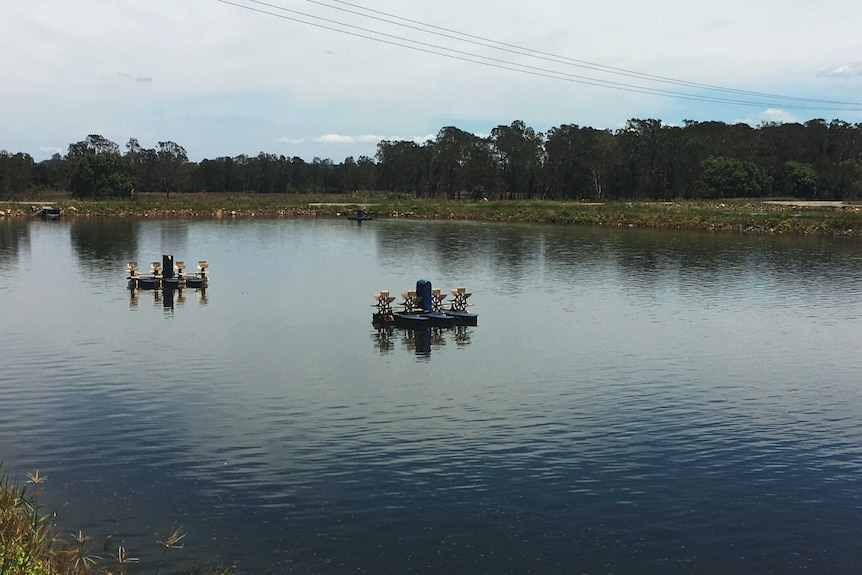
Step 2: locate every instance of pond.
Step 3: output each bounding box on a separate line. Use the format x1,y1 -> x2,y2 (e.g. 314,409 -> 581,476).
1,216 -> 862,573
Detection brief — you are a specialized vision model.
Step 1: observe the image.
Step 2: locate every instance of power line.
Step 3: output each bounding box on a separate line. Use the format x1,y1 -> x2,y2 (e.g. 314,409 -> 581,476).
317,0 -> 861,107
215,0 -> 862,112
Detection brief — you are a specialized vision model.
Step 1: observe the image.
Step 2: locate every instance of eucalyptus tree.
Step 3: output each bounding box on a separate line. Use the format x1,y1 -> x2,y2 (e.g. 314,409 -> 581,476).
354,155 -> 378,192
376,140 -> 432,196
67,134 -> 121,158
428,126 -> 485,199
695,156 -> 771,199
826,120 -> 862,163
462,136 -> 498,200
126,138 -> 158,193
544,124 -> 587,200
489,120 -> 545,200
289,156 -> 312,192
545,125 -> 615,200
614,119 -> 677,200
755,122 -> 809,183
0,150 -> 35,199
678,121 -> 724,196
783,161 -> 818,199
32,153 -> 64,190
339,156 -> 378,193
12,116 -> 862,200
0,150 -> 35,200
802,119 -> 831,163
275,153 -> 297,193
243,152 -> 287,193
195,157 -> 230,192
830,159 -> 862,199
155,141 -> 189,198
310,157 -> 339,193
66,135 -> 134,198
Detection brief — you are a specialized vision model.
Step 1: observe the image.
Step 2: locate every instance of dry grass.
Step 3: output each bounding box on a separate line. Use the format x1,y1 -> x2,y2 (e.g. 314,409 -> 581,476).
0,468 -> 233,575
3,194 -> 862,236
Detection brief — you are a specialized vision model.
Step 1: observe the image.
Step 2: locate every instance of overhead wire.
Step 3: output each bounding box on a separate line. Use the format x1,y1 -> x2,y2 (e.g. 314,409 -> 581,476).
214,0 -> 862,112
316,0 -> 860,107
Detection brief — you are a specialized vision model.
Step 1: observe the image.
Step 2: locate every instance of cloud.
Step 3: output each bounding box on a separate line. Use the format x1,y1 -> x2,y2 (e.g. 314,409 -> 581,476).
820,62 -> 862,77
39,146 -> 63,156
761,108 -> 801,124
315,133 -> 435,144
734,108 -> 800,126
117,72 -> 153,83
315,134 -> 356,144
8,1 -> 862,164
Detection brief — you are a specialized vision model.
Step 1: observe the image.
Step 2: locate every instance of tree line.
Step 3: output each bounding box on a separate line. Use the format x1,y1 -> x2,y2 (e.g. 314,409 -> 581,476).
2,118 -> 862,201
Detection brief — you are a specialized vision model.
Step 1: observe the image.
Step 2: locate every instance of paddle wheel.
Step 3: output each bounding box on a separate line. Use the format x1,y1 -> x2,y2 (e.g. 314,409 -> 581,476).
370,280 -> 477,327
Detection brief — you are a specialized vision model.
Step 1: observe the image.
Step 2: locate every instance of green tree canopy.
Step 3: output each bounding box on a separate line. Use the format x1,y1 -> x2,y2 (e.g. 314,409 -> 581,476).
783,161 -> 818,199
696,156 -> 772,199
67,136 -> 134,198
7,118 -> 862,200
0,151 -> 34,199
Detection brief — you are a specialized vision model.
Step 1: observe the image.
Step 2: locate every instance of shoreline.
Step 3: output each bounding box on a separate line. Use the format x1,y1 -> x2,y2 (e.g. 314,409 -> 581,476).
2,194 -> 862,237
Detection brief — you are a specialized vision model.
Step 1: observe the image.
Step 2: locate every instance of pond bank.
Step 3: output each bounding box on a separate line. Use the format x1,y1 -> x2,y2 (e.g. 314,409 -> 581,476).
2,194 -> 862,237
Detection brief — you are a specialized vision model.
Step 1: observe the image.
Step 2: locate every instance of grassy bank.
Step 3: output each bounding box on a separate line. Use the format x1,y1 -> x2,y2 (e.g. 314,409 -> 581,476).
3,193 -> 861,237
0,470 -> 230,575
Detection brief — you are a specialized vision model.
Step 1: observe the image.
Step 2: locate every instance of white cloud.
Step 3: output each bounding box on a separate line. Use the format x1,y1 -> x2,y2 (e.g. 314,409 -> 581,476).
117,72 -> 153,83
821,62 -> 862,77
316,134 -> 356,144
734,108 -> 801,127
761,109 -> 801,124
39,146 -> 63,156
4,0 -> 862,162
315,133 -> 435,145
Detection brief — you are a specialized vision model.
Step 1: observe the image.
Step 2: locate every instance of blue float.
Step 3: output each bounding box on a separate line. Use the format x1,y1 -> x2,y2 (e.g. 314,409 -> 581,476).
372,280 -> 477,327
127,255 -> 208,291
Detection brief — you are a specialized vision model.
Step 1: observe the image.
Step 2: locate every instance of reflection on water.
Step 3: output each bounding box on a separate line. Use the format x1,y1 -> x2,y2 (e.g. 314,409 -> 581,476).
0,218 -> 30,267
128,286 -> 209,311
372,325 -> 473,358
126,254 -> 210,312
2,218 -> 862,574
70,218 -> 140,273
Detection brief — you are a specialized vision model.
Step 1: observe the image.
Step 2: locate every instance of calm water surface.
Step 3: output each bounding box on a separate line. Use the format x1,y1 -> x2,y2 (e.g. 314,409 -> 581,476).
1,217 -> 862,573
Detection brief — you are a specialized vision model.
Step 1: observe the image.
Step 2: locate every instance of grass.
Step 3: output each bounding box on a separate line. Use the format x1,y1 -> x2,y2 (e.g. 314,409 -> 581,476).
0,468 -> 232,575
3,192 -> 862,237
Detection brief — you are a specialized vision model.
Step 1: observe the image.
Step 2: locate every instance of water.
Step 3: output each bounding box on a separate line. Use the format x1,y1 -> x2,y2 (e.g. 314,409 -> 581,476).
2,216 -> 862,573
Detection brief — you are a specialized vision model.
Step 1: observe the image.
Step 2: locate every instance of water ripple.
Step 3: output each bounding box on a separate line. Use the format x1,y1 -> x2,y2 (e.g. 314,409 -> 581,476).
2,221 -> 862,573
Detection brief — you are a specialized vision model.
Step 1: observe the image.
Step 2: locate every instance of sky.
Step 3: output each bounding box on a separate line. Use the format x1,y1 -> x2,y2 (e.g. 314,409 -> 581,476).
3,0 -> 862,163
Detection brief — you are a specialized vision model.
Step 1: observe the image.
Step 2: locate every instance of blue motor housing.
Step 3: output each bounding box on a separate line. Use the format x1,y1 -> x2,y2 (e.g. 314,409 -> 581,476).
162,254 -> 174,279
416,279 -> 433,313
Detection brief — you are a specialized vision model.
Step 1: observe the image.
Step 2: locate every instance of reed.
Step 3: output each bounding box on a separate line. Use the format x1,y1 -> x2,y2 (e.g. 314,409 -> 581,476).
0,468 -> 232,575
